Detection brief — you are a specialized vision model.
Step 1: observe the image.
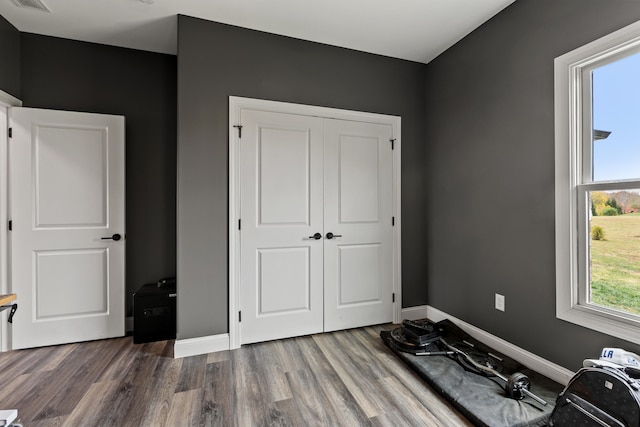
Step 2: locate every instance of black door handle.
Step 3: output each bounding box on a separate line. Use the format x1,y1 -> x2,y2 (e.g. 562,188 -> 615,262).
101,233 -> 122,241
308,232 -> 322,240
326,232 -> 342,240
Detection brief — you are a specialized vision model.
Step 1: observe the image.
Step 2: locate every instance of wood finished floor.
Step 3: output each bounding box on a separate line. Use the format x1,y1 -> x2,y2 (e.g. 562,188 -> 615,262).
0,325 -> 473,426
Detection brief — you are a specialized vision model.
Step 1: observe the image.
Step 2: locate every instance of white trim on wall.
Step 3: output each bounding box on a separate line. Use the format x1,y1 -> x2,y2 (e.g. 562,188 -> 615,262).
228,96 -> 402,350
175,302 -> 574,386
174,333 -> 230,358
426,306 -> 575,385
0,90 -> 22,352
401,305 -> 429,320
0,91 -> 21,109
555,18 -> 640,344
392,123 -> 402,326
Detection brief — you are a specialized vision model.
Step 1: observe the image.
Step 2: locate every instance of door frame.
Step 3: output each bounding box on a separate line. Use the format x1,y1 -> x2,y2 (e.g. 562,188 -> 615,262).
0,89 -> 22,352
228,96 -> 402,349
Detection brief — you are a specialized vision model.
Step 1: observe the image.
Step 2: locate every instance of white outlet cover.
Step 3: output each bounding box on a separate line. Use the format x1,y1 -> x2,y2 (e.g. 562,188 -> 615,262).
495,293 -> 505,312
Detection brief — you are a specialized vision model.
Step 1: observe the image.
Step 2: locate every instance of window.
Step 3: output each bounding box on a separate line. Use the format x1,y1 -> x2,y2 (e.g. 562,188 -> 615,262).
555,21 -> 640,343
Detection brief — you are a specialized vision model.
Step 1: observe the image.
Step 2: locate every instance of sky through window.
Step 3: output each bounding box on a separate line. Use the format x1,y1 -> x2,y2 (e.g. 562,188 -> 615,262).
593,52 -> 640,183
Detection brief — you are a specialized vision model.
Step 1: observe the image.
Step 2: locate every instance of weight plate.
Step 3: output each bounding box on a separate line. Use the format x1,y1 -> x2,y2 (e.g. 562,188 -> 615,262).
389,327 -> 429,352
505,372 -> 530,400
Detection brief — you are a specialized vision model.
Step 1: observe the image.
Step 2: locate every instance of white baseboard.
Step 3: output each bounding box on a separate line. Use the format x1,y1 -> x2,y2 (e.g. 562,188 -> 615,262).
401,305 -> 429,321
170,304 -> 575,385
425,305 -> 574,385
174,333 -> 230,358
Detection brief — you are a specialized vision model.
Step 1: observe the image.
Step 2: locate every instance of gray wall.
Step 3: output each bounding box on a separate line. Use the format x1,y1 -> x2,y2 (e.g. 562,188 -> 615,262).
424,0 -> 640,370
177,15 -> 428,339
0,15 -> 20,99
20,34 -> 177,316
6,2 -> 638,369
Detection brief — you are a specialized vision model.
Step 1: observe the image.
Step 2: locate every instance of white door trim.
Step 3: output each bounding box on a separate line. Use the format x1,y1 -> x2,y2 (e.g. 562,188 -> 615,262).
228,96 -> 402,349
0,90 -> 22,352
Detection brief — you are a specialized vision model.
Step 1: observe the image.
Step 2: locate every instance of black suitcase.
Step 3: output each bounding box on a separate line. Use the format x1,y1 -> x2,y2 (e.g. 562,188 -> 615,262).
549,366 -> 640,426
133,282 -> 176,344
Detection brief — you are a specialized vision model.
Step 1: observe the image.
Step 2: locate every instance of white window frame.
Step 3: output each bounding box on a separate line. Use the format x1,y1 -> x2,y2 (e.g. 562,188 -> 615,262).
555,20 -> 640,344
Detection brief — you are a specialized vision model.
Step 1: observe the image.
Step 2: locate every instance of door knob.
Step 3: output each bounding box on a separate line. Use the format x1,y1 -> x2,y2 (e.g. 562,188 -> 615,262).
308,232 -> 322,240
101,233 -> 122,241
326,232 -> 342,240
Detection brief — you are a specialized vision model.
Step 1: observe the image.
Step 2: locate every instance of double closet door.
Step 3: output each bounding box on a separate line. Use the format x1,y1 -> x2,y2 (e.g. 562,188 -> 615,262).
239,109 -> 394,345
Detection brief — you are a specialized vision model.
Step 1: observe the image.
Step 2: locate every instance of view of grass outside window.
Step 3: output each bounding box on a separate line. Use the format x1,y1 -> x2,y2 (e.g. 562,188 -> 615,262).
588,52 -> 640,316
589,192 -> 640,314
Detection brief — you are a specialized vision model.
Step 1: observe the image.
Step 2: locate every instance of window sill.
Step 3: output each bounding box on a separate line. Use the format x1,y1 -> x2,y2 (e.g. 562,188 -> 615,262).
557,304 -> 640,345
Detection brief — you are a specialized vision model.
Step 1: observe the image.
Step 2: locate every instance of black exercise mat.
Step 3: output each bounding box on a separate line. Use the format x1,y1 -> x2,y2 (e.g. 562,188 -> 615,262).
381,319 -> 564,427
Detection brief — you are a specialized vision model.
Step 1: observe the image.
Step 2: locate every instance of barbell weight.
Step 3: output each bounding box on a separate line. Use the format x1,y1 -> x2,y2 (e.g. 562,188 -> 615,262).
505,372 -> 531,400
431,337 -> 548,405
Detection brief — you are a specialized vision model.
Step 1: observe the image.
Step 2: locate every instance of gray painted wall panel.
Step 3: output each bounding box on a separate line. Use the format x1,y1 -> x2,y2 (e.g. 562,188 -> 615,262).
7,1 -> 635,369
20,34 -> 177,316
0,15 -> 20,99
177,16 -> 427,339
425,0 -> 640,370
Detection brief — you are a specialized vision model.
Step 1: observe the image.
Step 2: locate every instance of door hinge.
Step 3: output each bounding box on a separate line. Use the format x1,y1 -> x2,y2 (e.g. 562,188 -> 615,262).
390,138 -> 396,150
8,128 -> 12,138
8,220 -> 11,231
238,219 -> 241,230
392,293 -> 395,303
239,311 -> 242,322
233,125 -> 243,138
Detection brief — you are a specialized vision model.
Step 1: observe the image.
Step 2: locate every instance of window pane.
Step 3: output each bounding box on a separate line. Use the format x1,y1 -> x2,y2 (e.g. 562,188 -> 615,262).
592,53 -> 640,181
588,190 -> 640,315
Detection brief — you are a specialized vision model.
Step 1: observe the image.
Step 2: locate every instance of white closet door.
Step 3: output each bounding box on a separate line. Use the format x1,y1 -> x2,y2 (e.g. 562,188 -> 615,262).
239,110 -> 324,345
9,107 -> 125,349
323,119 -> 394,331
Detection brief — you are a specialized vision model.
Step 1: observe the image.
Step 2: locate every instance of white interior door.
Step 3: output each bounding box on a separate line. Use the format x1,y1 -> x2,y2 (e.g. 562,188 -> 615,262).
323,119 -> 394,331
9,107 -> 125,350
239,110 -> 324,345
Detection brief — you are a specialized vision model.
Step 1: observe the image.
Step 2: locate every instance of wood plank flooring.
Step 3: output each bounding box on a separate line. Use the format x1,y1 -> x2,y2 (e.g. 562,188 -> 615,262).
0,325 -> 473,426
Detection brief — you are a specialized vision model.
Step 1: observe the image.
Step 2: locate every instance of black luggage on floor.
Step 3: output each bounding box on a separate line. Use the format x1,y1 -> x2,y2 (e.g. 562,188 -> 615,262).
549,366 -> 640,426
133,281 -> 176,344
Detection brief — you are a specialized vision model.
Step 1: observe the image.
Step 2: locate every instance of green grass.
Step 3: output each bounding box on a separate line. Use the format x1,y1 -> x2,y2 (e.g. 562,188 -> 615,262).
590,213 -> 640,315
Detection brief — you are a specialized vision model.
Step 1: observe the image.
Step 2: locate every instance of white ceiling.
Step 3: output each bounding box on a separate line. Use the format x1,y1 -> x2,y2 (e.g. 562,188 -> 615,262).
0,0 -> 515,64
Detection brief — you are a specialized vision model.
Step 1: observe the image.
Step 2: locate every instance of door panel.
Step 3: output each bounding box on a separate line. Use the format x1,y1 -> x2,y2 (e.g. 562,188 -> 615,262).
323,119 -> 393,332
258,127 -> 311,225
239,110 -> 324,345
35,249 -> 108,319
338,244 -> 382,305
258,247 -> 310,314
338,134 -> 380,223
35,126 -> 107,227
10,107 -> 125,349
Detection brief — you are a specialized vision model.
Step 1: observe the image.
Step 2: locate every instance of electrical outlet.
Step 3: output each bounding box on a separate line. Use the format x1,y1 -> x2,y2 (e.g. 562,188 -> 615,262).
495,293 -> 505,312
